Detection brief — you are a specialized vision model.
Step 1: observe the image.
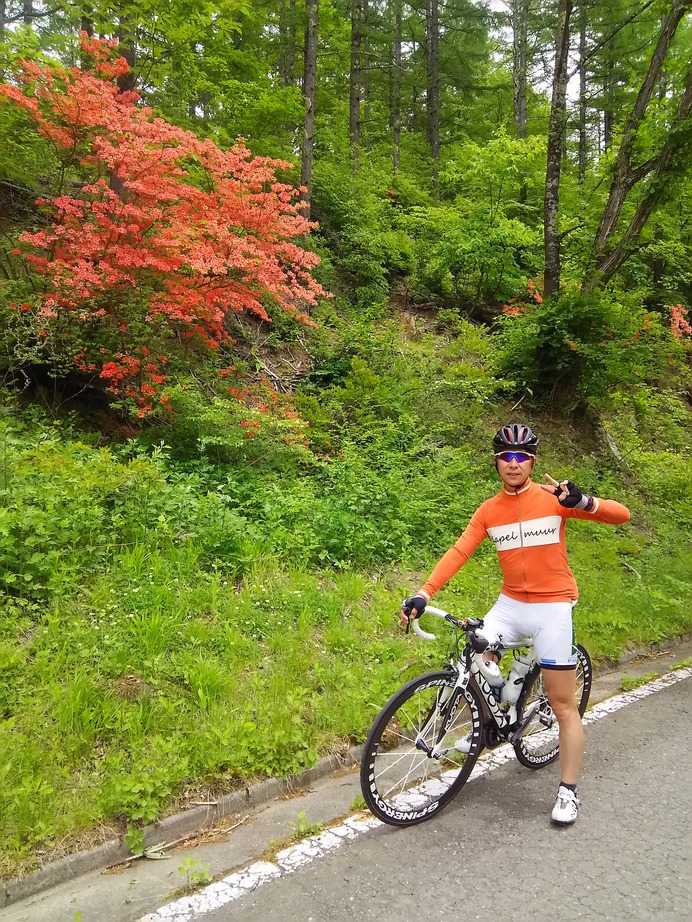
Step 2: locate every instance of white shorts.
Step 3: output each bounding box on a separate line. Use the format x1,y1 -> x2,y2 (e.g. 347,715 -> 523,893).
482,594 -> 578,670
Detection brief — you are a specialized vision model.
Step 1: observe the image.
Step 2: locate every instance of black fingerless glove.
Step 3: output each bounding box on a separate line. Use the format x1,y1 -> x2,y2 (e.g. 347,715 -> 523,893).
556,480 -> 594,511
402,595 -> 427,617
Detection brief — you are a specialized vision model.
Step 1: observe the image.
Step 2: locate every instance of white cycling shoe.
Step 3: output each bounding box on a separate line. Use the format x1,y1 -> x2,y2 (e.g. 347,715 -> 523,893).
551,786 -> 580,825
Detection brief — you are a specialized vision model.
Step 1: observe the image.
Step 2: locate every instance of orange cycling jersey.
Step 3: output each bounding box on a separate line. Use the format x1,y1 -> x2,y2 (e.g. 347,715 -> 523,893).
420,481 -> 630,604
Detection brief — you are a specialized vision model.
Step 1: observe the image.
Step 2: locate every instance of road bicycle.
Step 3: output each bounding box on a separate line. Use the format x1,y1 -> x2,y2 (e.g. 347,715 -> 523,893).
360,606 -> 592,826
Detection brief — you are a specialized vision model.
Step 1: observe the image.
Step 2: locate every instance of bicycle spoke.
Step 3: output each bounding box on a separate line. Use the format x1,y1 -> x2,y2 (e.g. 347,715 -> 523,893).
361,673 -> 482,825
374,748 -> 425,784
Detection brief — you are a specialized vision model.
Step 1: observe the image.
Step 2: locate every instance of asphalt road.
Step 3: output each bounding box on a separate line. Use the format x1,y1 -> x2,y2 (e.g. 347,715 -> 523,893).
210,677 -> 691,922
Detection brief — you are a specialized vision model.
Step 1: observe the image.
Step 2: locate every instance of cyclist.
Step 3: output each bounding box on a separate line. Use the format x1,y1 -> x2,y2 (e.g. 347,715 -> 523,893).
401,424 -> 630,826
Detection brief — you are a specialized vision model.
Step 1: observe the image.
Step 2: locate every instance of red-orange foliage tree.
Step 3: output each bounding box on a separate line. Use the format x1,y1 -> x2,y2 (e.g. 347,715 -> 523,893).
1,35 -> 327,415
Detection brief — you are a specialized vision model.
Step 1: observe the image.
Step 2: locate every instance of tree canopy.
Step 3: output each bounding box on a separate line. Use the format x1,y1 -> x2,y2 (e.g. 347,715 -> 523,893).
1,1 -> 691,410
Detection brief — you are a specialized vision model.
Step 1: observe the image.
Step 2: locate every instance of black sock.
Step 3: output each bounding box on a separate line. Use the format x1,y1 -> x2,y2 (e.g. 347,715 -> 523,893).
559,782 -> 577,794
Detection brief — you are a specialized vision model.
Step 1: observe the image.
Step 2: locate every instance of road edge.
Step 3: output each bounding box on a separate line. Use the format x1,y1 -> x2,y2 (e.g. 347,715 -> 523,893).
2,632 -> 690,909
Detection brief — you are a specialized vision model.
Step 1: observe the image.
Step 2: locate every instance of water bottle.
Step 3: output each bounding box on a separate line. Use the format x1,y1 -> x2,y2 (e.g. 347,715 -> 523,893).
475,655 -> 505,701
501,651 -> 533,704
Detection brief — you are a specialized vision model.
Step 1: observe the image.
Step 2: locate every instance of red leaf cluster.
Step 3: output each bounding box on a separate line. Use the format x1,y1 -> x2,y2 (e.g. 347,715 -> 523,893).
669,303 -> 691,340
502,276 -> 543,316
2,34 -> 328,413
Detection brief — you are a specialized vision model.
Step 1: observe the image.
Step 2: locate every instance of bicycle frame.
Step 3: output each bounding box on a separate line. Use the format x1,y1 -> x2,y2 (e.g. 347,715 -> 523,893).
360,605 -> 592,826
414,606 -> 540,757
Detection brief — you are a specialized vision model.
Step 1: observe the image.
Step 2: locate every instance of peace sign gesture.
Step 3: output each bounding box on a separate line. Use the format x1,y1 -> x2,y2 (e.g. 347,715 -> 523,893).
541,474 -> 592,510
541,473 -> 571,502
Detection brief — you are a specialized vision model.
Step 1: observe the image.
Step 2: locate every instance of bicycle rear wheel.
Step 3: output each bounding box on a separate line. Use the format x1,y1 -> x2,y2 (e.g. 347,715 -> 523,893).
360,670 -> 483,826
513,643 -> 592,769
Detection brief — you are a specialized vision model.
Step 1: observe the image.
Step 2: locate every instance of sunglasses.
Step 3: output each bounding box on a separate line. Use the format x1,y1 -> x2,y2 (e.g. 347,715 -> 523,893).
496,451 -> 533,464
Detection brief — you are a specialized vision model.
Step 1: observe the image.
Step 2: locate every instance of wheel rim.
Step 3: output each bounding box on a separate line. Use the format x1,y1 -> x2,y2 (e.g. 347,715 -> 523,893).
364,678 -> 476,820
517,658 -> 589,762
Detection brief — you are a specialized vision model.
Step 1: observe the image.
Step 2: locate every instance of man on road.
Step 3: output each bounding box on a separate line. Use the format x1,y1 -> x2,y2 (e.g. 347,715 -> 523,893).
401,424 -> 630,825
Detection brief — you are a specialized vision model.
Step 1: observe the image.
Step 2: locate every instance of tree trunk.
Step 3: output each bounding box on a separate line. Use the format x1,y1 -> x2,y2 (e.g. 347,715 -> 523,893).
202,90 -> 211,120
410,38 -> 418,133
300,0 -> 319,219
543,0 -> 572,299
109,10 -> 137,200
279,0 -> 288,87
233,11 -> 243,49
393,0 -> 401,172
578,0 -> 586,183
117,13 -> 137,95
425,0 -> 431,145
586,68 -> 692,291
512,0 -> 528,140
603,49 -> 613,151
279,1 -> 296,87
0,0 -> 5,80
659,13 -> 666,101
587,0 -> 689,280
79,6 -> 95,69
426,0 -> 439,194
363,0 -> 371,151
23,0 -> 32,24
350,0 -> 362,164
288,0 -> 296,83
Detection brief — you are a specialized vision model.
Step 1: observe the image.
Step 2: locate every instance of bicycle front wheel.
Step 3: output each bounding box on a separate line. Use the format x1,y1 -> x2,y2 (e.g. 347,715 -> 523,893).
513,643 -> 592,769
360,670 -> 483,826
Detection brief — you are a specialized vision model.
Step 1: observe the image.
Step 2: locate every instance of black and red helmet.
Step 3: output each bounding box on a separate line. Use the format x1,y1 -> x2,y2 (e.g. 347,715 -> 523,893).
492,424 -> 539,457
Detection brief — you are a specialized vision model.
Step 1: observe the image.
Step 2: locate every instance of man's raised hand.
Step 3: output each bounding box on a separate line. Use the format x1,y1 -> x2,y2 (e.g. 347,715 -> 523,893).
542,474 -> 593,510
541,473 -> 570,502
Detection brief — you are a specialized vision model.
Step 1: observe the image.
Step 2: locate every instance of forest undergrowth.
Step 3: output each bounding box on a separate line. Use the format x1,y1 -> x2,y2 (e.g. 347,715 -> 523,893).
2,0 -> 692,887
1,302 -> 691,880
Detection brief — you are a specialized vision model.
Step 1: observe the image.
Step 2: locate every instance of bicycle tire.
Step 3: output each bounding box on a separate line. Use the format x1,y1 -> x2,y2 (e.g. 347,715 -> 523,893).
513,643 -> 592,769
360,670 -> 483,826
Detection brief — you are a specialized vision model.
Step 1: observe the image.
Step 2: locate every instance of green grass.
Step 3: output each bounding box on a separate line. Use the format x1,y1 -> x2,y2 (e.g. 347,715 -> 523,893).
1,538 -> 690,878
0,313 -> 690,879
621,672 -> 660,692
0,558 -> 433,877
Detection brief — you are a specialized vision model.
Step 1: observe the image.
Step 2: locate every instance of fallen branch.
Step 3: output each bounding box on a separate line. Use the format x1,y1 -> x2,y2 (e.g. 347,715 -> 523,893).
622,561 -> 642,580
510,395 -> 526,412
106,816 -> 250,870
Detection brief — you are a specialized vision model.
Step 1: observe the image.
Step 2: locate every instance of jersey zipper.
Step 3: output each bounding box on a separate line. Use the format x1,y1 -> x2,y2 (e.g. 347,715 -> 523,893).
515,491 -> 529,601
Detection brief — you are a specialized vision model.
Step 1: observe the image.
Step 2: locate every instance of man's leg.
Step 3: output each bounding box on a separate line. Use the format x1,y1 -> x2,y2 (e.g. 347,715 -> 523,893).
541,665 -> 583,824
540,666 -> 583,784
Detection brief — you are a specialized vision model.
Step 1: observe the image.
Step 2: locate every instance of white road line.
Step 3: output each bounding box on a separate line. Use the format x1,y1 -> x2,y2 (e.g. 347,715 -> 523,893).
140,666 -> 692,922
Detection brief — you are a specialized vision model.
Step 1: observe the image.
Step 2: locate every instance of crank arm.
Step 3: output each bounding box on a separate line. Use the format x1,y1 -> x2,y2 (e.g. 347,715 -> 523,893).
508,701 -> 540,745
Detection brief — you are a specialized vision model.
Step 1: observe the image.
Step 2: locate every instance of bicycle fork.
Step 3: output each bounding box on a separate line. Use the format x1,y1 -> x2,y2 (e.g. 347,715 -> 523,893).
414,671 -> 468,760
413,660 -> 544,759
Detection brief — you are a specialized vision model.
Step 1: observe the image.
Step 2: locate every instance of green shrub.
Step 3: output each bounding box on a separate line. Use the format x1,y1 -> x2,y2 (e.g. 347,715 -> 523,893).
311,159 -> 416,313
0,297 -> 690,878
494,288 -> 673,402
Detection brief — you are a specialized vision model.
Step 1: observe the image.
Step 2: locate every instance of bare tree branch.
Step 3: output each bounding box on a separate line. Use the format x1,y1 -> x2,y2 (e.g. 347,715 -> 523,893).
586,67 -> 692,290
5,6 -> 59,23
587,0 -> 690,268
567,0 -> 658,81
